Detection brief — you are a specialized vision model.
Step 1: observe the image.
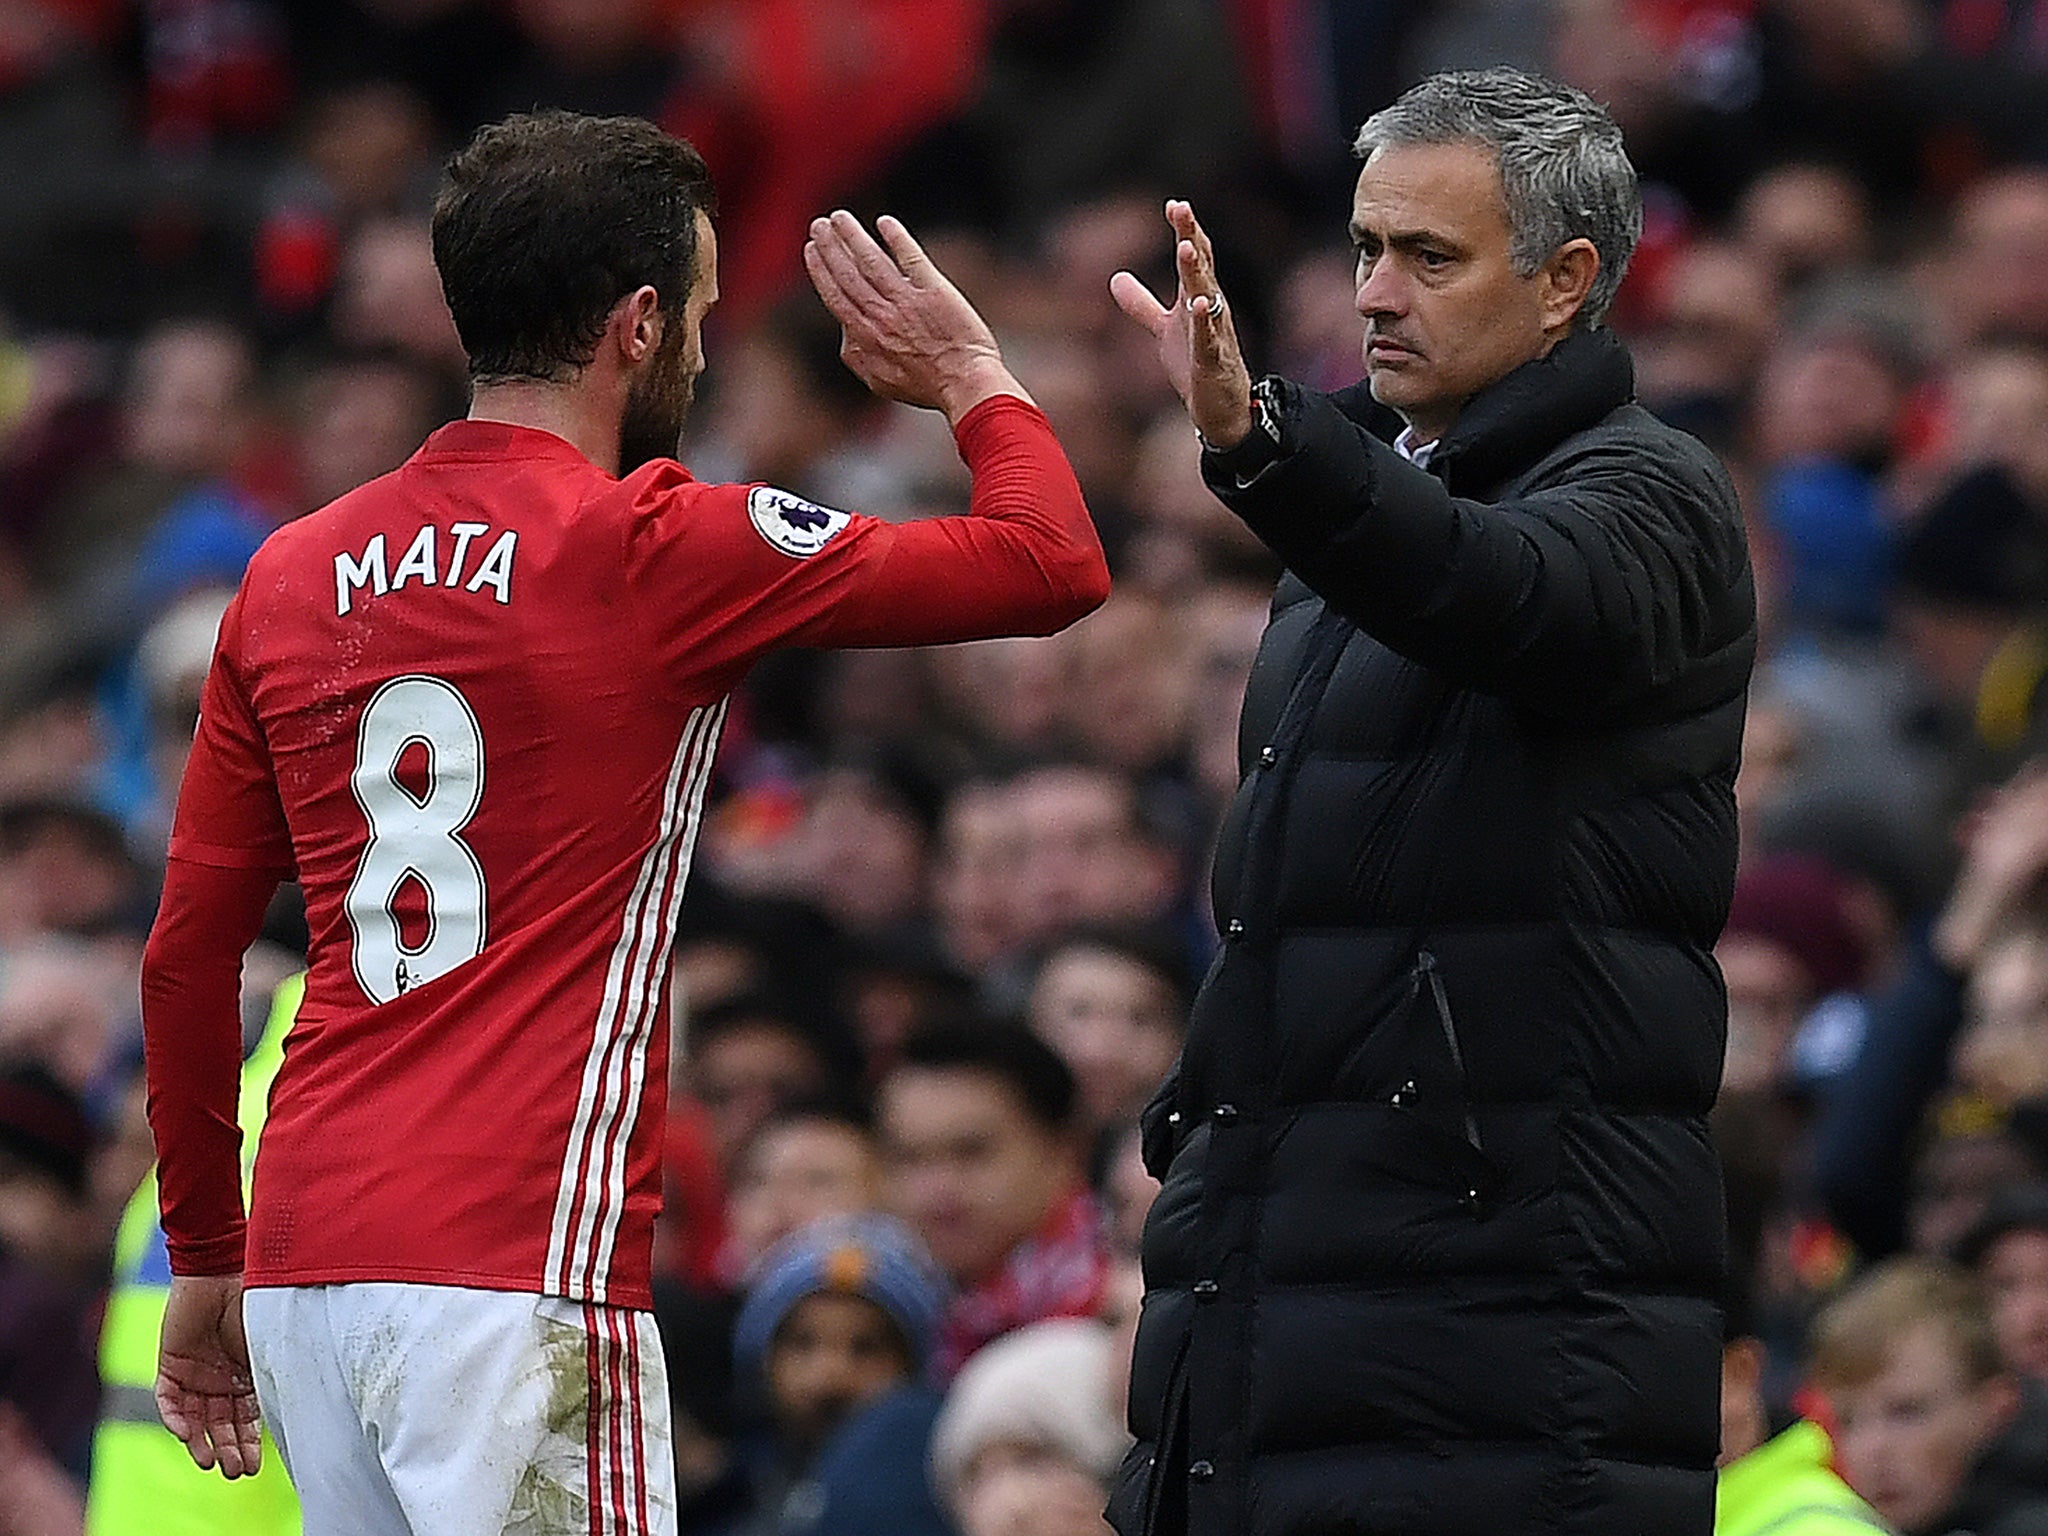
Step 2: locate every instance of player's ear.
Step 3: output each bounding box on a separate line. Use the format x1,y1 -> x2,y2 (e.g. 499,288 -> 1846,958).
613,285 -> 664,366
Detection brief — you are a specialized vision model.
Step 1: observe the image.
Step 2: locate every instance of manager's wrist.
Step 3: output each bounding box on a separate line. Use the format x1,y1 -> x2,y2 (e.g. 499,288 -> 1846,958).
1199,375 -> 1286,483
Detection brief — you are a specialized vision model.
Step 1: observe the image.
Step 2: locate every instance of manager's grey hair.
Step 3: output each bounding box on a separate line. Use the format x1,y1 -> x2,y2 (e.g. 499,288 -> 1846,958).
1353,67 -> 1642,329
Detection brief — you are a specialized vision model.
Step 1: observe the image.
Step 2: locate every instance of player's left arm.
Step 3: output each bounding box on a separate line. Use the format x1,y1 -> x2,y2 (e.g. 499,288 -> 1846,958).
139,586 -> 290,1476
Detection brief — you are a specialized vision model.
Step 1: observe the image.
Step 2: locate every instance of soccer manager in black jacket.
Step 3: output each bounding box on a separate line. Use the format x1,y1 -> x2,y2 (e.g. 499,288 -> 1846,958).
1105,68 -> 1755,1536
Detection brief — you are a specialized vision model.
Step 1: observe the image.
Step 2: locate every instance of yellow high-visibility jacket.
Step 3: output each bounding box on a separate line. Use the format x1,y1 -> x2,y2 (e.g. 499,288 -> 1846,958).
85,975 -> 303,1535
1716,1421 -> 1888,1536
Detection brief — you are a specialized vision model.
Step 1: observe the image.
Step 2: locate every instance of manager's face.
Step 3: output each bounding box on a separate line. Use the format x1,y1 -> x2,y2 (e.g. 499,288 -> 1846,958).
1351,139 -> 1593,444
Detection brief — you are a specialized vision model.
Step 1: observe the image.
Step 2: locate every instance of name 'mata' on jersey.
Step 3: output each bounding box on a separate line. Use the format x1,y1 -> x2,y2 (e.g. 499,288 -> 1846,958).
145,398 -> 1106,1308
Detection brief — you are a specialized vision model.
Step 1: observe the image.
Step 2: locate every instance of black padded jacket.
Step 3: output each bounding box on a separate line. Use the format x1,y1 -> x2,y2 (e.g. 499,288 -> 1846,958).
1108,327 -> 1756,1536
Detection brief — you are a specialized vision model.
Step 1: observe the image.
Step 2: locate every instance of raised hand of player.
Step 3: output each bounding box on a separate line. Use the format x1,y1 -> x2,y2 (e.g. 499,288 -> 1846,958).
157,1273 -> 264,1478
1110,199 -> 1254,449
803,210 -> 1030,426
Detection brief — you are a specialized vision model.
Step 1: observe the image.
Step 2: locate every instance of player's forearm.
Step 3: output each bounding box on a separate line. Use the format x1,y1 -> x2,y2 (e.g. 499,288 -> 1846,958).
949,393 -> 1110,623
786,396 -> 1107,648
141,857 -> 277,1275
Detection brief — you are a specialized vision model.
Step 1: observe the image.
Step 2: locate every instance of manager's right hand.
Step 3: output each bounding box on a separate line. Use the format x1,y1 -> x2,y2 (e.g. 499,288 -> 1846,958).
1111,199 -> 1254,450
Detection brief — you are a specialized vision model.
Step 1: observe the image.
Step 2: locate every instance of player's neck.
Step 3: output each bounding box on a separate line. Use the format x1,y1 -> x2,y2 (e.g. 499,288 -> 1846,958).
468,379 -> 625,476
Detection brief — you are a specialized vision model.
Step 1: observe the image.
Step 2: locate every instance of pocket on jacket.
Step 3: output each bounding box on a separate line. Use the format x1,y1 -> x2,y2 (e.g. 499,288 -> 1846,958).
1357,1099 -> 1500,1213
1337,951 -> 1493,1177
1260,1104 -> 1507,1284
1411,948 -> 1486,1162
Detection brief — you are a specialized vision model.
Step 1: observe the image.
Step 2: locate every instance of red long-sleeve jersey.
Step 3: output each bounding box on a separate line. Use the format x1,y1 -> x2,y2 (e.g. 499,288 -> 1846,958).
141,395 -> 1106,1308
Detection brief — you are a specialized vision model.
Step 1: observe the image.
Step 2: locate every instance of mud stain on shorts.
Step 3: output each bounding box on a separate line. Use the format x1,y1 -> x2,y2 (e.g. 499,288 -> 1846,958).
504,1313 -> 592,1536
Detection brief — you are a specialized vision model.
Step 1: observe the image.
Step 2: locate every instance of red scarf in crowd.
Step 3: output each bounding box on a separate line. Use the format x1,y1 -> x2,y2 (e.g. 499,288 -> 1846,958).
934,1186 -> 1110,1383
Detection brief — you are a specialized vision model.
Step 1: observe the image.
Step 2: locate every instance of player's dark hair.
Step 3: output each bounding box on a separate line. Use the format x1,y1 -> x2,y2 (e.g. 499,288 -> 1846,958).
892,1018 -> 1078,1134
431,111 -> 716,384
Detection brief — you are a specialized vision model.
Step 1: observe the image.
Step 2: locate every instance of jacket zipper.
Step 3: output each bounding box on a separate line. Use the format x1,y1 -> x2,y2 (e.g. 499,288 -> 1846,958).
1415,950 -> 1485,1156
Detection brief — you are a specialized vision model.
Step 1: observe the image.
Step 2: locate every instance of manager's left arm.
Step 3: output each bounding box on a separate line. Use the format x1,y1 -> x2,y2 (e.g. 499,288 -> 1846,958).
1207,379 -> 1755,721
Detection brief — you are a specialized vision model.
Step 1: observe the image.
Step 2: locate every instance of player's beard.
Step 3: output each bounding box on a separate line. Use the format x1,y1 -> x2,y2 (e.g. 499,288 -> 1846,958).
619,321 -> 698,473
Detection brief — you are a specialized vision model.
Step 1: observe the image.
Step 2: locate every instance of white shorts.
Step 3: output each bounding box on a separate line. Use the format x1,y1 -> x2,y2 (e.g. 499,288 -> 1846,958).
243,1283 -> 676,1536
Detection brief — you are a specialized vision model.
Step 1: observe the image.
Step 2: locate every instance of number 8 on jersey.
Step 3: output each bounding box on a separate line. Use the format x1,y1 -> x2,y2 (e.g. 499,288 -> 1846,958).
345,674 -> 489,1004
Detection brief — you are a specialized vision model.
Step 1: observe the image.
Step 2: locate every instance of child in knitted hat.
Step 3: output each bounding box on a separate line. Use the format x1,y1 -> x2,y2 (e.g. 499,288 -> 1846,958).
929,1318 -> 1131,1536
727,1213 -> 954,1536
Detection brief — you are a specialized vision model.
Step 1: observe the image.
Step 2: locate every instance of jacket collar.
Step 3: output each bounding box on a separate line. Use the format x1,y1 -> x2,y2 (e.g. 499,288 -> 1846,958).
1334,327 -> 1637,497
1428,326 -> 1636,495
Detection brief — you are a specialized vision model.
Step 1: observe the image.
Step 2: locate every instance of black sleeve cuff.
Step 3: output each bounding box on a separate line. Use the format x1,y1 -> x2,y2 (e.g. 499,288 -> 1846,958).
1198,376 -> 1291,489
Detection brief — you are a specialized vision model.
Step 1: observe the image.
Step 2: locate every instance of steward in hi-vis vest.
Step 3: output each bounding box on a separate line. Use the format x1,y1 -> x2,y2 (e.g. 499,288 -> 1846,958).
86,975 -> 303,1535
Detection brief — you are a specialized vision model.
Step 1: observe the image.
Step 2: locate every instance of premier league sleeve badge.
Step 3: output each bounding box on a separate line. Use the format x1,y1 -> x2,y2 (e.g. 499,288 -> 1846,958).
747,486 -> 852,558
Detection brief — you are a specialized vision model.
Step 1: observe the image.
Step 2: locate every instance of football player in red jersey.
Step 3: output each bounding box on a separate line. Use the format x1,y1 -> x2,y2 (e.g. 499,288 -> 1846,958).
139,110 -> 1108,1536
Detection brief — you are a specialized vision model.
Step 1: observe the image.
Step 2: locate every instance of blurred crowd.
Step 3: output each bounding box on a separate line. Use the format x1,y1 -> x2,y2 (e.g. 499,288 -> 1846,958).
5,0 -> 2048,1534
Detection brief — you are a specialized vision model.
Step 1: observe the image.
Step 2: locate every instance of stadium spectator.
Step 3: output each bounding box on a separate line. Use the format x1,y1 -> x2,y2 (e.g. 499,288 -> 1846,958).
0,801 -> 139,941
1914,342 -> 2048,517
1109,65 -> 1754,1536
835,932 -> 975,1088
287,349 -> 453,515
878,1021 -> 1108,1380
1943,170 -> 2048,351
84,975 -> 301,1536
1120,411 -> 1278,597
691,294 -> 904,514
1715,1259 -> 1881,1536
929,1318 -> 1129,1536
0,936 -> 134,1094
38,320 -> 258,585
1006,763 -> 1183,955
327,216 -> 467,383
685,991 -> 864,1171
932,774 -> 1034,974
138,108 -> 1106,1533
651,1275 -> 747,1536
1058,592 -> 1196,779
1024,926 -> 1188,1148
726,1213 -> 952,1536
1954,931 -> 2048,1112
1750,281 -> 1922,637
1816,759 -> 2048,1258
780,751 -> 943,941
1631,237 -> 1780,453
1733,163 -> 1874,298
1178,578 -> 1273,821
1812,1257 -> 2048,1536
0,1059 -> 100,1480
1717,853 -> 1880,1096
722,1102 -> 885,1284
1096,1122 -> 1157,1262
1910,1098 -> 2048,1265
117,585 -> 232,858
926,642 -> 1072,767
673,895 -> 844,1026
1959,1186 -> 2048,1387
